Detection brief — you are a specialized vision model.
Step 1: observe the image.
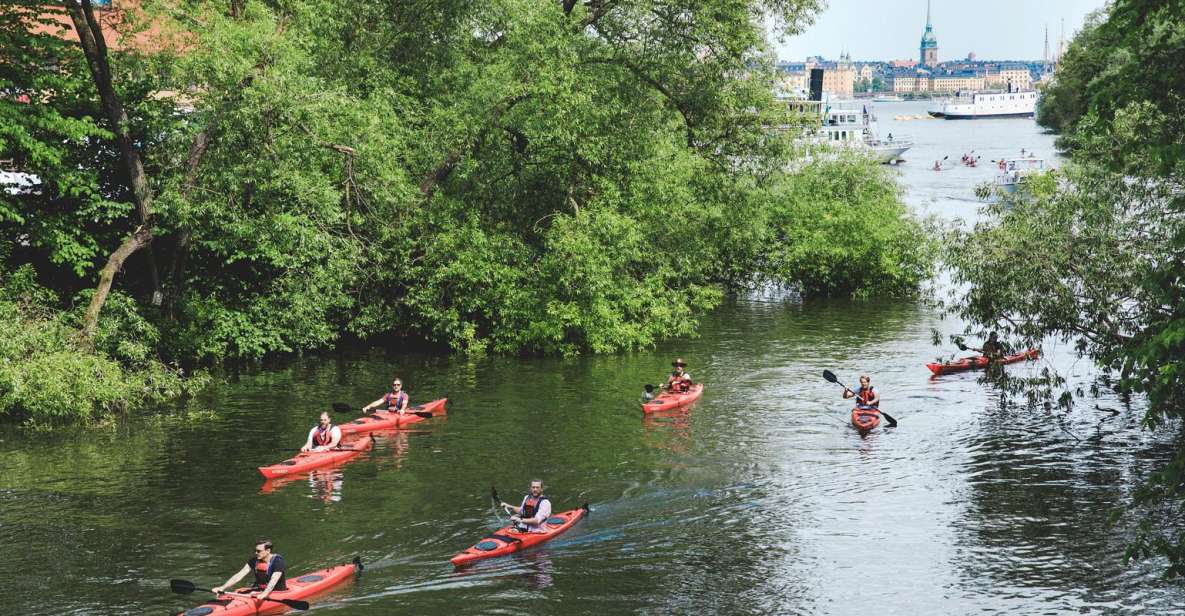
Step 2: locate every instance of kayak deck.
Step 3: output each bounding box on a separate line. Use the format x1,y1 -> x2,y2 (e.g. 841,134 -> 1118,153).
642,384 -> 704,413
450,505 -> 589,567
339,398 -> 447,435
927,349 -> 1039,375
257,435 -> 373,478
851,407 -> 881,433
177,561 -> 357,616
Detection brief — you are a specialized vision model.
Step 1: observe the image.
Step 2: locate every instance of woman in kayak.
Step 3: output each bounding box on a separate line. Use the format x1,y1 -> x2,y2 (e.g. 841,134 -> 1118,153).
361,378 -> 409,414
843,375 -> 880,410
500,479 -> 552,533
665,358 -> 693,393
301,411 -> 342,453
211,539 -> 287,602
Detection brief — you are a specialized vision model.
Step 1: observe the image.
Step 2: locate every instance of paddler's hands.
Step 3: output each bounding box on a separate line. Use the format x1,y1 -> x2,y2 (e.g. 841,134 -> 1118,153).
212,585 -> 226,594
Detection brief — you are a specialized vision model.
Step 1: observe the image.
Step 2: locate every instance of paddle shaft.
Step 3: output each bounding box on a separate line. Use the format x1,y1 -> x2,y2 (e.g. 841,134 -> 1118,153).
169,580 -> 308,610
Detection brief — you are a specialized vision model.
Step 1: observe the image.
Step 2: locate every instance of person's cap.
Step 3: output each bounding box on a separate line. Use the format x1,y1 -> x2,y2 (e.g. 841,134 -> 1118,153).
672,358 -> 687,367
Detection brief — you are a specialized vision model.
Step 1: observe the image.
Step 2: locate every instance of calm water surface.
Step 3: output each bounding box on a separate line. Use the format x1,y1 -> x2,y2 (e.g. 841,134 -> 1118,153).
2,102 -> 1182,614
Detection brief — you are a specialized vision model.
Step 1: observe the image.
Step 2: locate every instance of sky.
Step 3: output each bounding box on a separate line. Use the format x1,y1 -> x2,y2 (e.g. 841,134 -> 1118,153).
774,0 -> 1110,62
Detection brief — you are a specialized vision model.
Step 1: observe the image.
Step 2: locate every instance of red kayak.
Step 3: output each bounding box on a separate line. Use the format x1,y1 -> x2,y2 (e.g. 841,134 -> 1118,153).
642,384 -> 704,413
851,407 -> 881,433
257,435 -> 373,478
450,505 -> 589,567
927,349 -> 1039,375
175,559 -> 358,616
339,398 -> 447,435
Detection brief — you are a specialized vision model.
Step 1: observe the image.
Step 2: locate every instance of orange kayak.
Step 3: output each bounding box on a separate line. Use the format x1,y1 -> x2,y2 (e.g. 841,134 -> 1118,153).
257,435 -> 373,478
339,398 -> 447,435
851,407 -> 881,433
175,559 -> 358,615
450,505 -> 589,567
642,384 -> 704,413
927,349 -> 1039,375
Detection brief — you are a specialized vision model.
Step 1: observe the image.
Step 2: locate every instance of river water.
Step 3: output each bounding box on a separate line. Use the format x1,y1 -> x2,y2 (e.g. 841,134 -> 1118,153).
2,101 -> 1182,615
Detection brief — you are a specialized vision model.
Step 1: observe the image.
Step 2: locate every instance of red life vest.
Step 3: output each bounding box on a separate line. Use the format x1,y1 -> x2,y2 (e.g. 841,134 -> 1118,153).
668,372 -> 690,393
313,424 -> 335,447
854,386 -> 877,409
384,390 -> 408,410
521,494 -> 549,520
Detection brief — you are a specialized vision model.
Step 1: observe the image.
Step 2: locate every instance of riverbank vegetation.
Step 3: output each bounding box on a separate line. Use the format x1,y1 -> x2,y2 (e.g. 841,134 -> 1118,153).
948,0 -> 1185,576
2,0 -> 932,426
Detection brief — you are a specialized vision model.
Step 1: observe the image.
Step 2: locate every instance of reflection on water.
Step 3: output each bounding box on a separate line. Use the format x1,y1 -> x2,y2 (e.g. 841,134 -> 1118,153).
1,106 -> 1181,614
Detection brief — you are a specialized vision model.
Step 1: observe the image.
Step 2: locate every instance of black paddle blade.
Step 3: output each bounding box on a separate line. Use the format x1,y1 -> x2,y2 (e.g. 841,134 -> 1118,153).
278,598 -> 309,610
955,341 -> 968,351
331,402 -> 354,413
169,579 -> 198,594
353,555 -> 364,573
490,486 -> 500,503
822,370 -> 838,383
413,411 -> 433,418
880,410 -> 899,427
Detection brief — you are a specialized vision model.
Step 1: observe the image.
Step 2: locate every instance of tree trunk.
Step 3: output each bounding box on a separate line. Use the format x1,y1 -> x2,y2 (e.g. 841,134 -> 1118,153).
66,0 -> 155,343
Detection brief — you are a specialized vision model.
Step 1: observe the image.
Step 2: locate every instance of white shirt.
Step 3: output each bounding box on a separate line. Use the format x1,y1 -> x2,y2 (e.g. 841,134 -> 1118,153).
519,495 -> 552,533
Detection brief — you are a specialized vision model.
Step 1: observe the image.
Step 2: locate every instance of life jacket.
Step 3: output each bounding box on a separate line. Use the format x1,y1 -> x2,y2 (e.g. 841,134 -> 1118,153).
313,424 -> 335,447
252,555 -> 285,590
384,390 -> 408,410
521,494 -> 549,520
668,372 -> 690,393
854,386 -> 877,409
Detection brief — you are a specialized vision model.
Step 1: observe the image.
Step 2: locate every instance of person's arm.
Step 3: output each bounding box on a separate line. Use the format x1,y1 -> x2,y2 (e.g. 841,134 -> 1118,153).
361,396 -> 386,413
212,563 -> 251,594
300,427 -> 316,453
842,388 -> 855,399
501,500 -> 522,515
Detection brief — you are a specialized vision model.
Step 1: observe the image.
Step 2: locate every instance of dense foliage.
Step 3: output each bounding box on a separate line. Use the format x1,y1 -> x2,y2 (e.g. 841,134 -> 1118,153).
949,0 -> 1185,576
2,0 -> 933,424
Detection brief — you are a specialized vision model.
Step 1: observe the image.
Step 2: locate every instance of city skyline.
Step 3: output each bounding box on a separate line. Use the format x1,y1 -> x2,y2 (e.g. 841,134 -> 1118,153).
775,0 -> 1108,62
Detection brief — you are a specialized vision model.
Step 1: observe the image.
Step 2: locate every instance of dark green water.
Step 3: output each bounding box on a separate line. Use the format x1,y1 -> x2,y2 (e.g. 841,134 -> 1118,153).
3,105 -> 1183,614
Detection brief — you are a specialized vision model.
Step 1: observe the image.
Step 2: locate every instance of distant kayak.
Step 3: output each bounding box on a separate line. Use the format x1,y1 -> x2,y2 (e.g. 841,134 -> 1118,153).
257,435 -> 373,478
175,560 -> 358,616
851,407 -> 881,433
339,398 -> 447,435
642,384 -> 704,413
927,349 -> 1039,375
450,505 -> 589,567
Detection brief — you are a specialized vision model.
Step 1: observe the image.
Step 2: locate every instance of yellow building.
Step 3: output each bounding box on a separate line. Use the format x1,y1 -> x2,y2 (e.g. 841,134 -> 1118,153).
930,72 -> 985,92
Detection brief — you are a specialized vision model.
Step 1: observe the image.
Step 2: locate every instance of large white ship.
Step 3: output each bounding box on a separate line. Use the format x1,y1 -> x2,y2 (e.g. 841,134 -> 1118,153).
940,89 -> 1038,120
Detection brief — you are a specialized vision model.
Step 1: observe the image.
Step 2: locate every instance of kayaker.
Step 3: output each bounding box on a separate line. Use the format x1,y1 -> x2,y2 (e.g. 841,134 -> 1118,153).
362,378 -> 409,414
211,539 -> 287,602
500,479 -> 552,533
842,375 -> 880,410
301,411 -> 342,453
932,160 -> 941,171
641,384 -> 656,403
665,358 -> 693,393
969,331 -> 1005,362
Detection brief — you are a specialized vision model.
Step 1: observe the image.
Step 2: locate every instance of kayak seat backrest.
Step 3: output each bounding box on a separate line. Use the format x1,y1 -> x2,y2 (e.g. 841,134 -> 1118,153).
475,540 -> 500,551
184,608 -> 216,616
296,574 -> 324,583
546,517 -> 566,525
352,418 -> 369,424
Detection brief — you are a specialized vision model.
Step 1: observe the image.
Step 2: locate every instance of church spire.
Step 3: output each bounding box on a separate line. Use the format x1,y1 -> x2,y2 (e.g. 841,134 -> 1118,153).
926,0 -> 931,28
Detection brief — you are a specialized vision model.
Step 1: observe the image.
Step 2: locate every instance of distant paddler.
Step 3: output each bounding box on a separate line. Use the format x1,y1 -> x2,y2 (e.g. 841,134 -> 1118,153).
361,377 -> 409,414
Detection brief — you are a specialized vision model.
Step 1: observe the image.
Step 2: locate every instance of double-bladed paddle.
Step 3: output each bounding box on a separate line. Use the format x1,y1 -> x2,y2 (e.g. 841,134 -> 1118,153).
821,370 -> 898,428
331,402 -> 434,418
169,579 -> 309,611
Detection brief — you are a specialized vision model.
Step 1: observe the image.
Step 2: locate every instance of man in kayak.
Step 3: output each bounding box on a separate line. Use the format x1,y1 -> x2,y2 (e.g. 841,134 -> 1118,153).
211,539 -> 287,602
665,358 -> 693,393
301,411 -> 342,453
361,378 -> 409,414
842,375 -> 880,409
969,331 -> 1005,362
500,479 -> 552,533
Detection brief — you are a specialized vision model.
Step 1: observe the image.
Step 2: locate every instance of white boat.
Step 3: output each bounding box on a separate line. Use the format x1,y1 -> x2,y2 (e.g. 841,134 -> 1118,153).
994,156 -> 1047,193
872,95 -> 903,103
926,98 -> 948,117
817,99 -> 912,163
941,89 -> 1038,120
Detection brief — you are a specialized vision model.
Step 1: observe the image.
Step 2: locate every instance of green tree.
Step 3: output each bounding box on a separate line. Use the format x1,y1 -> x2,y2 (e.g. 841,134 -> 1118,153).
948,0 -> 1185,576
